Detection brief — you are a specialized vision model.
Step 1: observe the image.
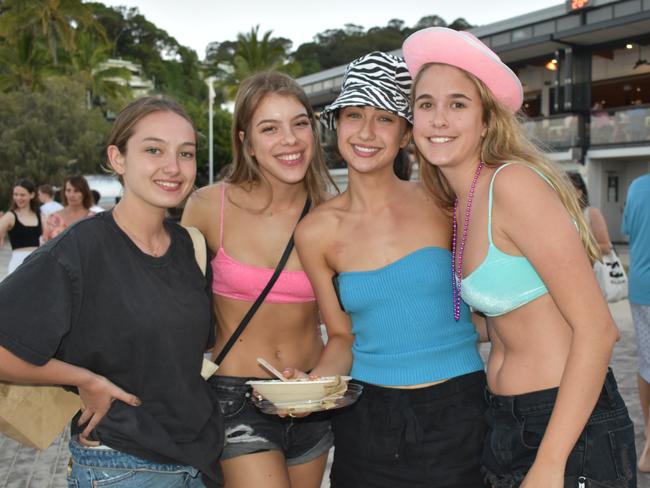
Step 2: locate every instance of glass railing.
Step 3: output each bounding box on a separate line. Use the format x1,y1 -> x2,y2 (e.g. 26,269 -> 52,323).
521,114 -> 581,149
590,104 -> 650,145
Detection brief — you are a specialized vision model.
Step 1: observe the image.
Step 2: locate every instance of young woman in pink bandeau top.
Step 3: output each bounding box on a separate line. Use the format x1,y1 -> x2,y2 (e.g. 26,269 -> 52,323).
181,71 -> 335,488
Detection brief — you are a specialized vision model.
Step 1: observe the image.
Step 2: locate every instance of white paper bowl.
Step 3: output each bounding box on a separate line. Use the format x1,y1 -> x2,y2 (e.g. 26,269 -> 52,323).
246,376 -> 351,404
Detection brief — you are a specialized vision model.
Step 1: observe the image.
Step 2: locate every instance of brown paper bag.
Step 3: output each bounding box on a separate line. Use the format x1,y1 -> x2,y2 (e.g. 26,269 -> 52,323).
0,381 -> 81,450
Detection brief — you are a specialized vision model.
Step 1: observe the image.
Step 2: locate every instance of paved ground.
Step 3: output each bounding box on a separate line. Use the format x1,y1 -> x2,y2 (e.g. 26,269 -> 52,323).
0,242 -> 648,487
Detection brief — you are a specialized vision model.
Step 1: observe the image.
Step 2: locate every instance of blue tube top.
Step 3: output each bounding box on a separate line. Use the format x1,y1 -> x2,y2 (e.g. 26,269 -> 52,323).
335,247 -> 484,386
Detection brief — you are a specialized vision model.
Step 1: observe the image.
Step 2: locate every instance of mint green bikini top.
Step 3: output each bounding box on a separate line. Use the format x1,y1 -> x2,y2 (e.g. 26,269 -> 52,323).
461,163 -> 549,316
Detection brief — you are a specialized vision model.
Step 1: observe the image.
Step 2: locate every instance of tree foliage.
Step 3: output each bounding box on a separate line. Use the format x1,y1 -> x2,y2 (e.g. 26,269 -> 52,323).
0,78 -> 110,208
0,1 -> 477,205
291,15 -> 474,76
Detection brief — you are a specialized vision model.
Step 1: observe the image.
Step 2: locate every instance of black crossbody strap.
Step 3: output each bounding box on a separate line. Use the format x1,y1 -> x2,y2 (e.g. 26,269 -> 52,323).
214,196 -> 311,367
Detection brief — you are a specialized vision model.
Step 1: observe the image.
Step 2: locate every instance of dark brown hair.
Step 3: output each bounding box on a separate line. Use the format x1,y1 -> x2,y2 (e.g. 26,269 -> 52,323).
11,179 -> 40,213
61,175 -> 93,209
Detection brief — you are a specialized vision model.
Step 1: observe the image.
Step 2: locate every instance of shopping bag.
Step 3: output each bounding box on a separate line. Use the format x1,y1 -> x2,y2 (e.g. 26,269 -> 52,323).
594,248 -> 628,303
0,381 -> 81,450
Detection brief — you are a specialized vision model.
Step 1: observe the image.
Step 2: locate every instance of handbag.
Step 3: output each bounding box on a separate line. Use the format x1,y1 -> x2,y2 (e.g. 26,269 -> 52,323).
593,248 -> 628,303
190,197 -> 311,379
0,381 -> 81,450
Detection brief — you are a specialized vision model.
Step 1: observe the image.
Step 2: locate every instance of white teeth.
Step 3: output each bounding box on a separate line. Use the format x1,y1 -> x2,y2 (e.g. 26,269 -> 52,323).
429,137 -> 453,143
156,181 -> 180,188
354,145 -> 378,153
277,153 -> 301,161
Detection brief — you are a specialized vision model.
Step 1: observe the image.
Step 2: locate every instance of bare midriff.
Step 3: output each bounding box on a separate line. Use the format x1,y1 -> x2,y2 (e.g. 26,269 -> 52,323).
379,379 -> 448,389
486,293 -> 572,396
212,295 -> 323,378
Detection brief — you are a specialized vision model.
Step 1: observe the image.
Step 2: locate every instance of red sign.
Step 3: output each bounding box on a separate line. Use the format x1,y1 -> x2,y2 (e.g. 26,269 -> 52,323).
567,0 -> 590,10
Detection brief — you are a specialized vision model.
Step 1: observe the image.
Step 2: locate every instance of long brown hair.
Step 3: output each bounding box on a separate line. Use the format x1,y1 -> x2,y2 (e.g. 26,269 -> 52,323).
229,71 -> 335,206
413,63 -> 601,263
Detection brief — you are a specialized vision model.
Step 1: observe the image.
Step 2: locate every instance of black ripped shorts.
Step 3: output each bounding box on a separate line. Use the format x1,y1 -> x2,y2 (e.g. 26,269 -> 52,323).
208,375 -> 333,466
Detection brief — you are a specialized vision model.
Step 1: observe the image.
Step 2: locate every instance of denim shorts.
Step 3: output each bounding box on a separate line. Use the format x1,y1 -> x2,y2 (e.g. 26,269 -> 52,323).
482,369 -> 636,488
67,439 -> 207,487
330,371 -> 488,488
208,375 -> 333,466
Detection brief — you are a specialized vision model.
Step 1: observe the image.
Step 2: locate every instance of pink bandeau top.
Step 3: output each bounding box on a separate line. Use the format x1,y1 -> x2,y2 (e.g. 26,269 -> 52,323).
210,183 -> 316,304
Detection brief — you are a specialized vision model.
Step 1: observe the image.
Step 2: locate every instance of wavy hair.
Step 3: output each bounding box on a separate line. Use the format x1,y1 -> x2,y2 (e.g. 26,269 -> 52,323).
413,63 -> 601,263
229,71 -> 335,207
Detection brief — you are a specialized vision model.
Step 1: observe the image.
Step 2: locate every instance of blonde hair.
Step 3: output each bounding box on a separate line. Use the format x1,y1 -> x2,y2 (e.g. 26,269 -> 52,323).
229,71 -> 335,206
413,63 -> 601,263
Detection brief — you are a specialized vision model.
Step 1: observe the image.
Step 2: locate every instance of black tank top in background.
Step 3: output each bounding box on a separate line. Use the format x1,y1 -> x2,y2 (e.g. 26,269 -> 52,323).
8,210 -> 41,249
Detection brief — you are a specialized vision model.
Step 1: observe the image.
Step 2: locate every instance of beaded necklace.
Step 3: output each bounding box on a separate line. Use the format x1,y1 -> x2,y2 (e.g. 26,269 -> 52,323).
452,161 -> 485,321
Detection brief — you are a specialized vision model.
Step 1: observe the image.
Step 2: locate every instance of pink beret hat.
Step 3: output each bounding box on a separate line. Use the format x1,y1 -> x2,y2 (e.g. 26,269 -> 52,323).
402,27 -> 523,113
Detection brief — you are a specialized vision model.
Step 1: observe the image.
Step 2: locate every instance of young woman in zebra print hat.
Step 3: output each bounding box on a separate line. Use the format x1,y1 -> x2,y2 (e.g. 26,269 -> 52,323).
293,51 -> 487,487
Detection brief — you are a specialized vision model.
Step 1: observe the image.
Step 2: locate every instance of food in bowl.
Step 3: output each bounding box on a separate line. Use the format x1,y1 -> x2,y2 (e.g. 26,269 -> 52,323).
246,376 -> 350,404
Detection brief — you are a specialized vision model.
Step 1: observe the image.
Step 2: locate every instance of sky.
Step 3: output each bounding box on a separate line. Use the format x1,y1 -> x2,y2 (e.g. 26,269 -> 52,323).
97,0 -> 563,60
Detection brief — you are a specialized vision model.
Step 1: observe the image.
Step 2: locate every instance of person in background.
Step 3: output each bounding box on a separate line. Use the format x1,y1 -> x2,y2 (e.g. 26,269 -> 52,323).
37,184 -> 63,218
0,96 -> 224,487
90,189 -> 106,213
404,27 -> 635,487
42,175 -> 94,242
294,51 -> 486,488
0,179 -> 41,275
568,172 -> 612,255
622,172 -> 650,472
181,71 -> 335,488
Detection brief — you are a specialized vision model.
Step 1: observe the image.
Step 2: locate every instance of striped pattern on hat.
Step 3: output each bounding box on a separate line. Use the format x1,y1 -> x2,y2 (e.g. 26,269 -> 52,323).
319,51 -> 413,130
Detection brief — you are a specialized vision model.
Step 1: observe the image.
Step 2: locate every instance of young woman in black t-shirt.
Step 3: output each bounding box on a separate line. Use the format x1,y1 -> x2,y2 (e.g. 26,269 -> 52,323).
0,97 -> 224,487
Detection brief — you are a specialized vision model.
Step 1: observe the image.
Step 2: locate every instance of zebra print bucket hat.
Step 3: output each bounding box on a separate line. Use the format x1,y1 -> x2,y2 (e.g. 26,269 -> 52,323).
319,51 -> 412,130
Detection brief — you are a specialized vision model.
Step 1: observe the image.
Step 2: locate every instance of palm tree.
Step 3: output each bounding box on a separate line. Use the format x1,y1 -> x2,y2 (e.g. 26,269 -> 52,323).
0,0 -> 106,66
220,25 -> 300,99
69,32 -> 131,109
0,31 -> 53,91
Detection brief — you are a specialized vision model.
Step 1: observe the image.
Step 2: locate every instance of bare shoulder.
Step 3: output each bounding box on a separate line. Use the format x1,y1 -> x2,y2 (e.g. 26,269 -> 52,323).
295,195 -> 344,247
0,211 -> 15,229
186,182 -> 223,209
491,163 -> 557,205
181,182 -> 224,229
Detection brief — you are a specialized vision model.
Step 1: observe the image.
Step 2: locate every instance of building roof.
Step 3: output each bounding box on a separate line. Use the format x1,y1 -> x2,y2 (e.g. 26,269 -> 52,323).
298,0 -> 650,106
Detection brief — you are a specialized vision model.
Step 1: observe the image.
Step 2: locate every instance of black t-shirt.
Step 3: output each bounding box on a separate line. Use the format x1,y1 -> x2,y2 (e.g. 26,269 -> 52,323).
0,212 -> 223,485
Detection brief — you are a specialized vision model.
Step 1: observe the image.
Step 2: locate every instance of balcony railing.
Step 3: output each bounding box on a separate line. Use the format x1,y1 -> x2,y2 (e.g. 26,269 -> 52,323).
590,104 -> 650,145
521,114 -> 581,149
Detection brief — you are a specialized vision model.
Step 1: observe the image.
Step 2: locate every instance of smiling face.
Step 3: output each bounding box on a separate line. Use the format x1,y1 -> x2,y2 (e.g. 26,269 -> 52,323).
107,110 -> 197,211
336,106 -> 409,174
412,64 -> 487,170
12,185 -> 34,210
241,93 -> 314,187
